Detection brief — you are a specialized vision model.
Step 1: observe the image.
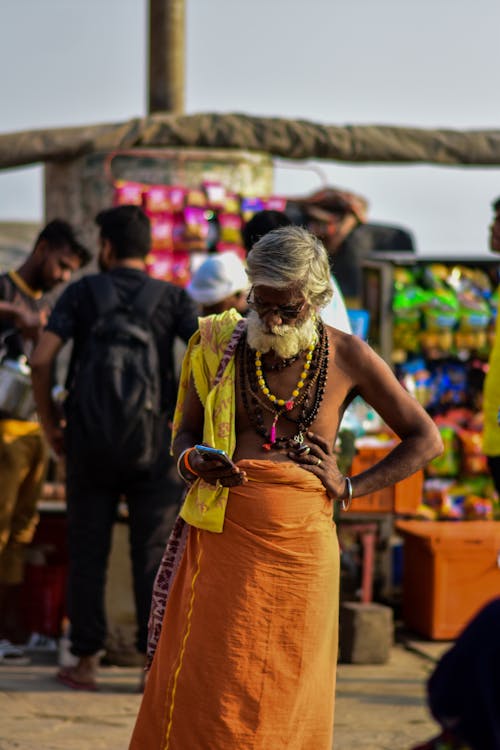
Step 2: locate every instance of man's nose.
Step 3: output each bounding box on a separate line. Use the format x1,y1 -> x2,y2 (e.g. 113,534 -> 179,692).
262,309 -> 284,328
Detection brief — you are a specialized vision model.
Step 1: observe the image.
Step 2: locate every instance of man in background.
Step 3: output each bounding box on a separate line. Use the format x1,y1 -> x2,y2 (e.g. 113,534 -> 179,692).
31,205 -> 199,690
186,250 -> 249,316
290,188 -> 415,304
0,220 -> 90,656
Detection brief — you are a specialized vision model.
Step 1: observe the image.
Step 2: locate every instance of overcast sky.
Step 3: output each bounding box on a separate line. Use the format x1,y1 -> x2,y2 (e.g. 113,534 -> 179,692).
1,0 -> 500,256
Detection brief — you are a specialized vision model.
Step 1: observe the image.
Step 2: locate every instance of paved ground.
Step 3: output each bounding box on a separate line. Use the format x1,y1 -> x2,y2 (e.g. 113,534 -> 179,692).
0,638 -> 448,750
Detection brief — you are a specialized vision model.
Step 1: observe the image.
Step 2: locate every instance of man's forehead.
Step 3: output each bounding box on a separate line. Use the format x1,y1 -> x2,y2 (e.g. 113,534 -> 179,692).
57,246 -> 83,270
253,284 -> 302,299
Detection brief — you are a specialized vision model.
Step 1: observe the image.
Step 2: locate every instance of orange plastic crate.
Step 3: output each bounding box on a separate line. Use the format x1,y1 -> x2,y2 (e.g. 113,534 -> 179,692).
396,520 -> 500,639
347,444 -> 423,514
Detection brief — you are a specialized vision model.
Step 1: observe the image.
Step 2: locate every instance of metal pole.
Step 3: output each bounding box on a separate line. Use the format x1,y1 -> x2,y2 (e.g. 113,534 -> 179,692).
148,0 -> 185,114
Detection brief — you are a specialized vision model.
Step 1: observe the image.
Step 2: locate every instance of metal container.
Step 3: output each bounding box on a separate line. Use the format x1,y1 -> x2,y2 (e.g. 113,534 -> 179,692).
0,356 -> 36,420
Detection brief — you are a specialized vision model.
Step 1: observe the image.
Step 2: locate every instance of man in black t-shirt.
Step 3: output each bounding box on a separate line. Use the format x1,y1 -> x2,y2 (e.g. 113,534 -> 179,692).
0,220 -> 90,650
31,205 -> 199,691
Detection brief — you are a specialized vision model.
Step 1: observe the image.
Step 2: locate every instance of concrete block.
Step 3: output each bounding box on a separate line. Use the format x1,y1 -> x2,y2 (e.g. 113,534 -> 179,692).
339,601 -> 394,664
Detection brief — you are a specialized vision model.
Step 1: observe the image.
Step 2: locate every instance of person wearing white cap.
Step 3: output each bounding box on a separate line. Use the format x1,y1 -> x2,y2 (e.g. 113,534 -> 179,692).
187,251 -> 249,316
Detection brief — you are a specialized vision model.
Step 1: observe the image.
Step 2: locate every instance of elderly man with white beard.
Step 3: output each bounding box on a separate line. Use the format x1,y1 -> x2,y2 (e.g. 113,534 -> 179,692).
129,226 -> 443,750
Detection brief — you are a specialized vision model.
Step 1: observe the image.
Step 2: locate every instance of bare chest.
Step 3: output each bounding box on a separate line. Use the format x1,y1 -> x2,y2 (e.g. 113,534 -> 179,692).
234,327 -> 351,452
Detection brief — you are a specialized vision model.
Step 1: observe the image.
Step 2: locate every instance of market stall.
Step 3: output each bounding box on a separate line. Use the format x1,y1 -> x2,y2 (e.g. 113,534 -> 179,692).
360,253 -> 500,637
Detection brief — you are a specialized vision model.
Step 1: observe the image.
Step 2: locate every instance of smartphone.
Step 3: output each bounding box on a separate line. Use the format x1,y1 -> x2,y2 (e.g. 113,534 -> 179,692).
194,445 -> 236,469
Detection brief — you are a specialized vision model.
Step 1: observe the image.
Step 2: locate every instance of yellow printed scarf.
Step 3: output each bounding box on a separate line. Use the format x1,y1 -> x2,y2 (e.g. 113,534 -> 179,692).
483,290 -> 500,455
172,308 -> 243,532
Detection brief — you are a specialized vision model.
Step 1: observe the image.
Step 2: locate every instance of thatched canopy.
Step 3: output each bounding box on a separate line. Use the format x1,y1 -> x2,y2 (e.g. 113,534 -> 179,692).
2,113 -> 500,169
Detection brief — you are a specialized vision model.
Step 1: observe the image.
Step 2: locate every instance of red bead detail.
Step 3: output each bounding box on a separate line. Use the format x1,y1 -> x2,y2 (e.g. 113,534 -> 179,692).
285,400 -> 294,411
262,443 -> 272,451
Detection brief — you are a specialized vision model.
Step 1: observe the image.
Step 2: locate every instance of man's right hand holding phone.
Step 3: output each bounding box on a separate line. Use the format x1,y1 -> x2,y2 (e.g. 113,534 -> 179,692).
179,445 -> 247,487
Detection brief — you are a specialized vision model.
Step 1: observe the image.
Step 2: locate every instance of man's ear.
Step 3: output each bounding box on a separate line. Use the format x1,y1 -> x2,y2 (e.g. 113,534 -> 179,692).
32,238 -> 48,259
100,238 -> 115,267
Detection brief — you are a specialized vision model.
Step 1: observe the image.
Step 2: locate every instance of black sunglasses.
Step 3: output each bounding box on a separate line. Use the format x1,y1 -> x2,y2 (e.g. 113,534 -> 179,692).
246,289 -> 307,321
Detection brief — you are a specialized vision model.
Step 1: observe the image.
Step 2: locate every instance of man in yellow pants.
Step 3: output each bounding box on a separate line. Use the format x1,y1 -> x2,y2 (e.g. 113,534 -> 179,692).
0,220 -> 90,656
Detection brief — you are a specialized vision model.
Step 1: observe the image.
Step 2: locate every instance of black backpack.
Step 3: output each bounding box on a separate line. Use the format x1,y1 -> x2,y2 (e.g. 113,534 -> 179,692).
68,274 -> 166,471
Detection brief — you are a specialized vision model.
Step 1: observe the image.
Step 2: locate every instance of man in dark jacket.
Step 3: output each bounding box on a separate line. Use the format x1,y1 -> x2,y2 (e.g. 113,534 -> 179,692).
31,205 -> 199,690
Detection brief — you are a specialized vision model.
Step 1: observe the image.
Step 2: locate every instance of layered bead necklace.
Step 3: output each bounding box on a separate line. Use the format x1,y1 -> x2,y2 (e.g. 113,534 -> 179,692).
254,337 -> 316,445
238,319 -> 329,452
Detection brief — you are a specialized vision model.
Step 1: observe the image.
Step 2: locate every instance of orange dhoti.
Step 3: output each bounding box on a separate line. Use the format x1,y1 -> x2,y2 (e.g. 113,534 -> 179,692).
129,460 -> 340,750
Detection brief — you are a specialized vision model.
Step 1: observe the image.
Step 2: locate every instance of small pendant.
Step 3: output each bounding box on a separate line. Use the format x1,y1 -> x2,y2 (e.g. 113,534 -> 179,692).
270,414 -> 279,445
262,443 -> 272,451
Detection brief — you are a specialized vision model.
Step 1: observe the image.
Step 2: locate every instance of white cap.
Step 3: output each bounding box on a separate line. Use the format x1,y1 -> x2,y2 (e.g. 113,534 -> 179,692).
187,251 -> 249,305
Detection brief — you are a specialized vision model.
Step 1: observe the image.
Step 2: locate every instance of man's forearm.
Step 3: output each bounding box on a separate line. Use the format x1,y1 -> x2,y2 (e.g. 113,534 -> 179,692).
172,430 -> 203,461
0,301 -> 20,323
31,363 -> 58,430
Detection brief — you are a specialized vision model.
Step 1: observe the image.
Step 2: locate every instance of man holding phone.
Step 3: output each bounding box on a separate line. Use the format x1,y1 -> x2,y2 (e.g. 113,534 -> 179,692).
130,226 -> 442,750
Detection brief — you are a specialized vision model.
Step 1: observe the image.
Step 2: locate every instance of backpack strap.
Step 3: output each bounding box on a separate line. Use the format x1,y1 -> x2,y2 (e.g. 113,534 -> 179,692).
131,277 -> 166,319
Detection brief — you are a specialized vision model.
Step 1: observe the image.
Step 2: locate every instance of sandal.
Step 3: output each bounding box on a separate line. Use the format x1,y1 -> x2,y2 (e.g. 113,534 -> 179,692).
56,668 -> 99,692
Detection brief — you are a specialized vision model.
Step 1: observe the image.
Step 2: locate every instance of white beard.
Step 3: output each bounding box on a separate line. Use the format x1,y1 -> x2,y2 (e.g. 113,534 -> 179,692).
246,310 -> 317,359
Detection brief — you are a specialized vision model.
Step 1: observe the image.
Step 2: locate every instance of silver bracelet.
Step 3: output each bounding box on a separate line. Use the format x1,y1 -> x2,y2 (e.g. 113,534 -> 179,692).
176,448 -> 195,484
341,476 -> 353,511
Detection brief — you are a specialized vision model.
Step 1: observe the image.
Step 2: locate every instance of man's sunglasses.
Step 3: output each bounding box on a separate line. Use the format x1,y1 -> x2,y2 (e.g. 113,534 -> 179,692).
246,289 -> 307,321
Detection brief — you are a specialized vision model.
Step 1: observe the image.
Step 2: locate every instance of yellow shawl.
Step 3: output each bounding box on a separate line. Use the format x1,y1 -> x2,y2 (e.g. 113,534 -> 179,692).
483,297 -> 500,455
172,308 -> 243,532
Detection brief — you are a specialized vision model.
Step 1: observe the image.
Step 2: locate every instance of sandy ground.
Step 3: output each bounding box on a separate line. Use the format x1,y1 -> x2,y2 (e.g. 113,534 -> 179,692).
0,638 -> 447,750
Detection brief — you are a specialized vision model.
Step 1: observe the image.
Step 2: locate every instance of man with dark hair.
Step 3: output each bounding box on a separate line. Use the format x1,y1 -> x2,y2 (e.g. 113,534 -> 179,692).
34,219 -> 92,270
31,204 -> 199,690
95,204 -> 151,261
290,188 -> 415,304
242,209 -> 292,252
0,219 -> 89,657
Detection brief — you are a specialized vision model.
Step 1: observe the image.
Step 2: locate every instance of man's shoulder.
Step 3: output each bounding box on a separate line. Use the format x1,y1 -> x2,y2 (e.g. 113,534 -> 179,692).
149,277 -> 188,299
0,271 -> 38,305
198,309 -> 243,349
62,272 -> 96,294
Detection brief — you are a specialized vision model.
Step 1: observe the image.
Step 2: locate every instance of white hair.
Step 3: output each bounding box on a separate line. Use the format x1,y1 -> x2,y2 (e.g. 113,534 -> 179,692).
246,226 -> 333,308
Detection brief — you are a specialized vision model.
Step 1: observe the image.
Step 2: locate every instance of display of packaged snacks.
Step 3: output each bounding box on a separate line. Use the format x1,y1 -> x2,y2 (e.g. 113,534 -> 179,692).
149,213 -> 174,251
458,428 -> 489,476
391,260 -> 496,362
264,196 -> 287,212
202,181 -> 226,209
185,188 -> 206,207
426,425 -> 461,477
143,185 -> 172,213
113,180 -> 144,206
218,213 -> 243,245
240,196 -> 264,221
